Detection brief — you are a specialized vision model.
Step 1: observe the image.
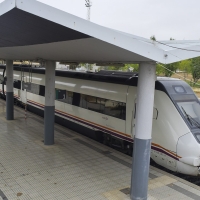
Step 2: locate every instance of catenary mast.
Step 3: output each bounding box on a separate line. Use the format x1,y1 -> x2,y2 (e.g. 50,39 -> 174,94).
85,0 -> 92,21
85,0 -> 93,71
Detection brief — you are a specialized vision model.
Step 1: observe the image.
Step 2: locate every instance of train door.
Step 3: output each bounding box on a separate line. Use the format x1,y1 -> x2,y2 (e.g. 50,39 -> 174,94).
20,75 -> 28,104
126,86 -> 136,137
20,66 -> 33,104
126,86 -> 158,137
0,69 -> 4,95
55,88 -> 67,113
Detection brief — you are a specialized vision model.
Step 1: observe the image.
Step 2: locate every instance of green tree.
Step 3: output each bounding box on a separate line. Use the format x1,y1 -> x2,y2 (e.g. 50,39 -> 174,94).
105,64 -> 139,72
191,57 -> 200,85
106,66 -> 121,70
191,57 -> 200,69
178,59 -> 192,78
124,64 -> 139,72
156,63 -> 164,75
192,65 -> 200,85
163,64 -> 175,77
157,62 -> 179,77
150,35 -> 156,41
151,36 -> 179,76
79,63 -> 95,70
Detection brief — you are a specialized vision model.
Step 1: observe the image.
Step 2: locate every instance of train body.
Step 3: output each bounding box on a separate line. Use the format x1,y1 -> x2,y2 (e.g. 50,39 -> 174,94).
0,65 -> 200,176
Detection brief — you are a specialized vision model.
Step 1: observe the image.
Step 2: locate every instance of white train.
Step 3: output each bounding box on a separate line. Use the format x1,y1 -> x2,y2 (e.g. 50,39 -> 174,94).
0,65 -> 200,176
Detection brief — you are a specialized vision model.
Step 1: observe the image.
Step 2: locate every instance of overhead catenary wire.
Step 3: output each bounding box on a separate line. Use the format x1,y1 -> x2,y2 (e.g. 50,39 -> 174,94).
132,36 -> 200,53
157,63 -> 200,86
155,40 -> 200,53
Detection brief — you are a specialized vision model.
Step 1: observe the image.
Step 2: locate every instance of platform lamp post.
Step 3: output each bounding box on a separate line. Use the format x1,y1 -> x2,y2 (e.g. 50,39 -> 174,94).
85,0 -> 92,71
85,0 -> 92,21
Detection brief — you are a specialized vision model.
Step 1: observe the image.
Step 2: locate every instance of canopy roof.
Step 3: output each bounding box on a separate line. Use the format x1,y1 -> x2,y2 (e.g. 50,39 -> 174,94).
0,0 -> 200,64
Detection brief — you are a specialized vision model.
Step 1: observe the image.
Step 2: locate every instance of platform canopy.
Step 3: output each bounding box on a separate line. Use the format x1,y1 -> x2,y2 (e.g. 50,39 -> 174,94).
0,0 -> 200,64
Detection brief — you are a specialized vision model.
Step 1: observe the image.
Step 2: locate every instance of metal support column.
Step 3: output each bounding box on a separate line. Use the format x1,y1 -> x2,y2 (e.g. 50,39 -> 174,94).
130,62 -> 156,200
6,60 -> 14,120
44,61 -> 56,145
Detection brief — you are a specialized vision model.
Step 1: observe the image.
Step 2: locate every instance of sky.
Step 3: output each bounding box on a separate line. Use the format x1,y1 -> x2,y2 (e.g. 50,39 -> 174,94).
1,0 -> 200,40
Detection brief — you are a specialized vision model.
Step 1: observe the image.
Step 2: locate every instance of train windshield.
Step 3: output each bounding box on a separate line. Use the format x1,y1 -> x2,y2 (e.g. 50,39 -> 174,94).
173,94 -> 200,129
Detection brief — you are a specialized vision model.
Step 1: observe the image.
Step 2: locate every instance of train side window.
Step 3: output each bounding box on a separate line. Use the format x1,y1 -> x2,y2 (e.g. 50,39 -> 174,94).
14,81 -> 41,96
105,100 -> 123,119
13,80 -> 21,89
98,98 -> 106,114
66,91 -> 73,104
39,85 -> 45,96
30,83 -> 40,95
55,89 -> 73,104
80,94 -> 87,109
23,82 -> 39,95
78,93 -> 126,119
121,102 -> 126,120
72,92 -> 80,106
80,95 -> 105,114
87,96 -> 102,113
55,89 -> 67,103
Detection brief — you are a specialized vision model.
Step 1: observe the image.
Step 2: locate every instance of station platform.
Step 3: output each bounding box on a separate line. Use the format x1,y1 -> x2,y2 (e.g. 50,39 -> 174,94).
0,99 -> 200,200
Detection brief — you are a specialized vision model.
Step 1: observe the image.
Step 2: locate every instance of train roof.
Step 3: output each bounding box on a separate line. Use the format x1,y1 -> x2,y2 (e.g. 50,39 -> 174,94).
157,77 -> 180,81
0,65 -> 182,87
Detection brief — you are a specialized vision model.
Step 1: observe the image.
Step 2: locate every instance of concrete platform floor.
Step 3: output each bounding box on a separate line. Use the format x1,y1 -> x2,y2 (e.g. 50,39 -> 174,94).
0,99 -> 200,200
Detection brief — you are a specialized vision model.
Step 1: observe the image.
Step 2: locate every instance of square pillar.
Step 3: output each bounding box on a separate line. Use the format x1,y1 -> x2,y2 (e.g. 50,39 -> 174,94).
130,62 -> 156,200
44,61 -> 56,145
6,60 -> 14,120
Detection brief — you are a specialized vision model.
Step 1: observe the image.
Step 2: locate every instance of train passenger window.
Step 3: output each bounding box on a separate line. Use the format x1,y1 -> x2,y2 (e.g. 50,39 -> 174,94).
14,81 -> 44,96
66,91 -> 73,104
39,85 -> 45,96
80,95 -> 106,114
30,83 -> 39,95
105,100 -> 125,119
55,89 -> 73,105
13,80 -> 21,89
98,98 -> 106,113
21,82 -> 39,95
121,103 -> 126,120
72,92 -> 80,106
80,94 -> 87,109
87,96 -> 103,113
76,93 -> 126,120
55,89 -> 67,103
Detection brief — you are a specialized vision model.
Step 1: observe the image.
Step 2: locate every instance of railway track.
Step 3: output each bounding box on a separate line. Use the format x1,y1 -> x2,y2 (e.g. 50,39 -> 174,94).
2,95 -> 200,187
150,160 -> 200,186
104,143 -> 200,186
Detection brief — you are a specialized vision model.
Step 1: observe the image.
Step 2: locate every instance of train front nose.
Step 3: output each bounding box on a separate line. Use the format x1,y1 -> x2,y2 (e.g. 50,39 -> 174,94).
177,132 -> 200,176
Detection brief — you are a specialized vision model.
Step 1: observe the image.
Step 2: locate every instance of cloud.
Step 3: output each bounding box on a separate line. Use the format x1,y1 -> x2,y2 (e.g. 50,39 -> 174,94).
2,0 -> 199,40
